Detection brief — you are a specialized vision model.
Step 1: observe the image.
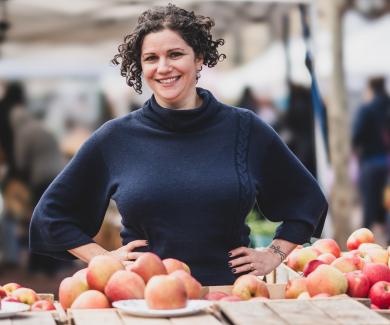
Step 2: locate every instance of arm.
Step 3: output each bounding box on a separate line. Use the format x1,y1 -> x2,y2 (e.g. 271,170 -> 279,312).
229,239 -> 296,276
68,240 -> 148,264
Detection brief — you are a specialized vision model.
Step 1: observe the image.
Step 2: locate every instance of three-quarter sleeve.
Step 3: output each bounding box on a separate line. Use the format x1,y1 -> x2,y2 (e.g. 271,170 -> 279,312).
29,133 -> 112,260
257,129 -> 328,245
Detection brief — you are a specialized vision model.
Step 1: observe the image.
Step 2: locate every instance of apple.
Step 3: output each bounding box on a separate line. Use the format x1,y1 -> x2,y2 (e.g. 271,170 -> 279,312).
284,278 -> 308,299
144,275 -> 187,310
73,268 -> 88,286
312,239 -> 341,258
286,247 -> 319,272
364,249 -> 389,265
317,253 -> 337,265
219,295 -> 242,302
11,288 -> 38,305
306,264 -> 348,296
369,281 -> 390,309
170,270 -> 202,299
71,290 -> 110,309
0,286 -> 7,299
128,252 -> 167,284
204,291 -> 229,301
232,274 -> 269,300
303,260 -> 325,277
86,255 -> 124,292
104,270 -> 145,302
359,243 -> 383,252
297,292 -> 311,299
345,271 -> 371,298
312,293 -> 331,298
2,296 -> 20,303
347,228 -> 375,251
330,256 -> 365,273
163,258 -> 190,274
2,283 -> 22,295
363,263 -> 390,286
59,276 -> 89,309
31,300 -> 56,311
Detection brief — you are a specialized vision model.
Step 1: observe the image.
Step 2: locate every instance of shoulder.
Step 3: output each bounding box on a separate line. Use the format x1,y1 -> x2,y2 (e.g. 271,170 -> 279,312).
92,111 -> 139,142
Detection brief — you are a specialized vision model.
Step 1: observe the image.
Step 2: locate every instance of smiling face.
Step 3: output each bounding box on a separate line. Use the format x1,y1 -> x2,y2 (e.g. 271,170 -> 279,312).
141,29 -> 203,109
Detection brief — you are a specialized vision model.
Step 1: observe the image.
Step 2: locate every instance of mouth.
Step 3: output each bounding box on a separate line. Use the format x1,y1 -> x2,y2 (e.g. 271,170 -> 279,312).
156,76 -> 181,85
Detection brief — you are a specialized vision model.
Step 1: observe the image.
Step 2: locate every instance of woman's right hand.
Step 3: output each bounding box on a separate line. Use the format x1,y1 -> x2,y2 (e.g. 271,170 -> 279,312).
106,239 -> 148,263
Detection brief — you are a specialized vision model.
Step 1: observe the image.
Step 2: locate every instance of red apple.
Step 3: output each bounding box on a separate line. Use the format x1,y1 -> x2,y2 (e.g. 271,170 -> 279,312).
128,252 -> 167,284
11,288 -> 38,305
0,286 -> 7,299
170,270 -> 202,299
303,260 -> 325,277
347,228 -> 375,251
286,247 -> 319,272
104,270 -> 145,302
285,278 -> 308,299
312,239 -> 341,258
306,264 -> 348,296
232,274 -> 269,300
87,255 -> 124,292
163,258 -> 191,274
219,295 -> 242,302
369,281 -> 390,309
331,256 -> 365,273
31,300 -> 56,311
59,276 -> 89,309
204,291 -> 229,301
71,290 -> 110,309
2,296 -> 20,303
2,283 -> 22,295
317,253 -> 337,265
345,270 -> 371,298
144,275 -> 187,309
363,263 -> 390,286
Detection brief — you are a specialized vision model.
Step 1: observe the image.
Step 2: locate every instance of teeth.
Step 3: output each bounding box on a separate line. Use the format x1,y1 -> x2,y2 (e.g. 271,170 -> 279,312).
159,77 -> 178,84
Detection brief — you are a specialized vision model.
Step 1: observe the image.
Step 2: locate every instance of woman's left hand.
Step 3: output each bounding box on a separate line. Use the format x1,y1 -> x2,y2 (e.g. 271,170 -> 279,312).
228,246 -> 282,276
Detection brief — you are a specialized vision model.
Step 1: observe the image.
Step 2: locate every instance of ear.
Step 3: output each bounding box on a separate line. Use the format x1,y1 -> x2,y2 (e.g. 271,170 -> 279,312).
195,54 -> 204,69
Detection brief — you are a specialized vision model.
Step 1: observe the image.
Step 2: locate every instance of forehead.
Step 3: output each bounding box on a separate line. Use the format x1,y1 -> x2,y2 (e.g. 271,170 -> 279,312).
141,29 -> 190,54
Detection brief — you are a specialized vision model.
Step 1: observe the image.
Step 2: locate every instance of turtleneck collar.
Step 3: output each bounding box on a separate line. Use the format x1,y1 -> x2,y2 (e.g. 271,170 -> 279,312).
141,88 -> 221,132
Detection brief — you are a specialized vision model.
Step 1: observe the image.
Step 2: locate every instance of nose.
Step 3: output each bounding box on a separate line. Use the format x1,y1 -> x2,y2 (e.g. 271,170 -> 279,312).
157,58 -> 172,74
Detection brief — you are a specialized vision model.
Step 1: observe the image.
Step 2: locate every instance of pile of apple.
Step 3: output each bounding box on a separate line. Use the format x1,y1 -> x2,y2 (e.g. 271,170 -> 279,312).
60,252 -> 271,310
285,227 -> 390,309
0,282 -> 55,311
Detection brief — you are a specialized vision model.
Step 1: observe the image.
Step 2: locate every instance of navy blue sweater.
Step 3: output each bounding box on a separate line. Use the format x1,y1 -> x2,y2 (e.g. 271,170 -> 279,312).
29,88 -> 327,285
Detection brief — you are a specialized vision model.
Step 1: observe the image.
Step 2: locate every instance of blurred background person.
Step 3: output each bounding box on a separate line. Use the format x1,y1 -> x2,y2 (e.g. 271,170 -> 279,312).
0,81 -> 71,275
352,76 -> 390,242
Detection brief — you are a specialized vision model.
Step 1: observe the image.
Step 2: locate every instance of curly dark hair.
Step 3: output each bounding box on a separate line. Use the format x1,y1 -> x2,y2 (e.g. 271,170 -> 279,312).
112,3 -> 226,94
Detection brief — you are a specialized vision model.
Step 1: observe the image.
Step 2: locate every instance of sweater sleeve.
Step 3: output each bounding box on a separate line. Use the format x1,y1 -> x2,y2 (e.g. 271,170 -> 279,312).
257,129 -> 328,245
29,132 -> 112,260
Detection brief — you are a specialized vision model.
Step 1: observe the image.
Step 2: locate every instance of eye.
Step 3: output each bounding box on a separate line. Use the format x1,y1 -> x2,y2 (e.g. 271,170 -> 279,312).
144,55 -> 157,62
170,52 -> 183,58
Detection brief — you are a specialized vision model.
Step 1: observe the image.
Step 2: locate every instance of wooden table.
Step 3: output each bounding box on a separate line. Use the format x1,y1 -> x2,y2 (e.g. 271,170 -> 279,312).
1,298 -> 389,325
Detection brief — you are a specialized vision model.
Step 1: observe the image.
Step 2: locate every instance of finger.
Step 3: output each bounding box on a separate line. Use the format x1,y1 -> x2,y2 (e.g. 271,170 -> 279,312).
229,246 -> 250,257
124,240 -> 148,251
232,263 -> 253,275
127,252 -> 144,260
229,255 -> 251,268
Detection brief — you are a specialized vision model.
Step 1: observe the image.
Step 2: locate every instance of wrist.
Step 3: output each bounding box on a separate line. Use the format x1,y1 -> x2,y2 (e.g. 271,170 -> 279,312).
267,244 -> 287,263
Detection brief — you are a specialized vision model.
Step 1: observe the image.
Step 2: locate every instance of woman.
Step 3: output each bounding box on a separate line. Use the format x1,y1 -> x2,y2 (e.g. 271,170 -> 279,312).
30,4 -> 327,285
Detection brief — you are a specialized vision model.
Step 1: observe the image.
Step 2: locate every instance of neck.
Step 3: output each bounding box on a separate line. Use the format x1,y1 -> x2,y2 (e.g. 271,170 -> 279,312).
155,89 -> 202,110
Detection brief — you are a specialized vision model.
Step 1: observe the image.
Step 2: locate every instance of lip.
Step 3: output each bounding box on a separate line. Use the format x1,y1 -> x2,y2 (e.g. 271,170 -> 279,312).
155,76 -> 181,84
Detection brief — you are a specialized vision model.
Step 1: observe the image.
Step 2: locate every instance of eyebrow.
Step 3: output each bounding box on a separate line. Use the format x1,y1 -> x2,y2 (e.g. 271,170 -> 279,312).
142,48 -> 186,57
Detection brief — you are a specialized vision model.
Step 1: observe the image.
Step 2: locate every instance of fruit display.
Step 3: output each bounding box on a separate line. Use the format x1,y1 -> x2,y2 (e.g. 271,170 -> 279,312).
285,227 -> 390,309
0,282 -> 55,311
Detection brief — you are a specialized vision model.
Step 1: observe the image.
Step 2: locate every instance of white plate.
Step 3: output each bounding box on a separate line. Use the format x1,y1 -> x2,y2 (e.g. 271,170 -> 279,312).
0,302 -> 30,319
113,299 -> 212,318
